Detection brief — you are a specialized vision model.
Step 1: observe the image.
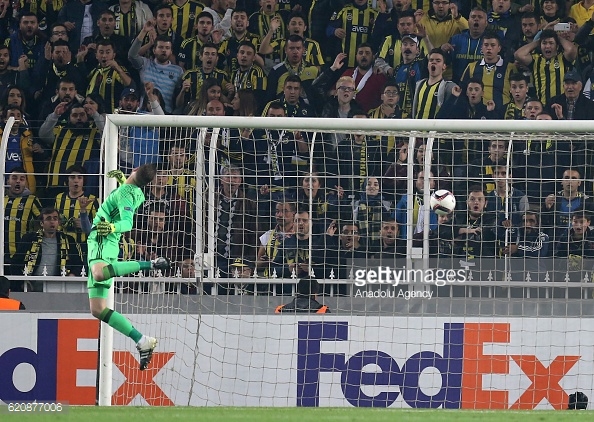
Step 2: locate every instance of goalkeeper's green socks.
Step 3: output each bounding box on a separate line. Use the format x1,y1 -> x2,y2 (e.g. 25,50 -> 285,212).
98,308 -> 143,343
101,261 -> 152,279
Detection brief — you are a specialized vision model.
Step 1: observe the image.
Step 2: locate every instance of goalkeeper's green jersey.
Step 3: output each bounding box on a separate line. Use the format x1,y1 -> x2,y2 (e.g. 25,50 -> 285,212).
92,184 -> 145,234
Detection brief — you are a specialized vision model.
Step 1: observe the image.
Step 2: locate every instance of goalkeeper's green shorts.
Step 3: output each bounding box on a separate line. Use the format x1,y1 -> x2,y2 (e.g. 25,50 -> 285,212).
87,230 -> 120,299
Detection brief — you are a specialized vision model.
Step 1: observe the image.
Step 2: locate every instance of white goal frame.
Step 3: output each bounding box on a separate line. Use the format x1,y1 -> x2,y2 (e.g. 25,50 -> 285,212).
98,115 -> 593,406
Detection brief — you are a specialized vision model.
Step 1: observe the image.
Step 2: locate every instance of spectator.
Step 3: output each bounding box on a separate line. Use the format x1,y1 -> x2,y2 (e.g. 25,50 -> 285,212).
0,46 -> 30,103
229,88 -> 259,117
555,206 -> 594,263
58,0 -> 109,52
177,11 -> 218,71
109,0 -> 154,41
486,164 -> 529,229
461,139 -> 508,195
258,12 -> 324,69
547,68 -> 594,120
395,170 -> 438,238
129,22 -> 184,113
353,176 -> 392,248
274,277 -> 330,313
419,0 -> 468,57
5,12 -> 45,80
203,0 -> 234,40
327,0 -> 378,68
249,0 -> 289,70
48,23 -> 70,44
514,29 -> 577,105
503,72 -> 529,120
541,0 -> 566,26
281,206 -> 326,279
218,9 -> 263,75
3,167 -> 42,268
503,209 -> 550,278
369,215 -> 407,261
183,78 -> 225,115
523,97 -> 544,119
542,168 -> 592,242
443,7 -> 491,84
38,100 -> 104,197
118,85 -> 161,173
0,275 -> 25,309
439,185 -> 498,260
412,48 -> 458,119
317,75 -> 364,148
1,106 -> 38,193
265,34 -> 320,104
383,140 -> 409,199
32,40 -> 87,106
376,10 -> 433,78
486,0 -> 523,48
137,4 -> 182,61
569,0 -> 594,27
367,82 -> 403,139
37,78 -> 86,124
170,0 -> 206,41
295,172 -> 340,234
79,10 -> 131,71
82,38 -> 133,113
256,200 -> 296,278
84,93 -> 107,117
213,165 -> 258,277
229,41 -> 267,108
441,78 -> 499,119
176,43 -> 230,111
325,220 -> 366,279
53,164 -> 99,247
10,207 -> 84,288
314,44 -> 386,114
164,142 -> 196,216
460,31 -> 517,108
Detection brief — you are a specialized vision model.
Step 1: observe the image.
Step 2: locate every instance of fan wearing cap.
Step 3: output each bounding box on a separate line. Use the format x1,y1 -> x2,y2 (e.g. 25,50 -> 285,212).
230,258 -> 253,278
547,68 -> 594,120
274,277 -> 329,313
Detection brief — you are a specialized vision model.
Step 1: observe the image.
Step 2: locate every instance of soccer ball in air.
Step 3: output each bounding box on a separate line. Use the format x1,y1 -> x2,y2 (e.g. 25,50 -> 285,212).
430,190 -> 456,216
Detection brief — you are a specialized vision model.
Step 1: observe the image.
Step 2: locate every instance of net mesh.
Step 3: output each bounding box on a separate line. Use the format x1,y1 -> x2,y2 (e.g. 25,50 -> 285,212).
101,117 -> 594,407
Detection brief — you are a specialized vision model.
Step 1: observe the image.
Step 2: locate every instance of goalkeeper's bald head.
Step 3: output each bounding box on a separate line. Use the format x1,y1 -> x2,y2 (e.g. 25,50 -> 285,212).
133,163 -> 157,187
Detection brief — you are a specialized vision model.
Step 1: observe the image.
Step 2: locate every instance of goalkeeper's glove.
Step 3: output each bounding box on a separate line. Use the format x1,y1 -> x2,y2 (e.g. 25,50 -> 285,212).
96,218 -> 116,236
107,169 -> 126,185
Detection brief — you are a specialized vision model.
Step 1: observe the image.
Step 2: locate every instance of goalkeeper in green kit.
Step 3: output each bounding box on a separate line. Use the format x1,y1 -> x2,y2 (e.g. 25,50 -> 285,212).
87,164 -> 170,370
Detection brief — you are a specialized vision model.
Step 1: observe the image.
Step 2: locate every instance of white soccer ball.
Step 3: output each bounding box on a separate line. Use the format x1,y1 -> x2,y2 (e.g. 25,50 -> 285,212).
430,190 -> 456,216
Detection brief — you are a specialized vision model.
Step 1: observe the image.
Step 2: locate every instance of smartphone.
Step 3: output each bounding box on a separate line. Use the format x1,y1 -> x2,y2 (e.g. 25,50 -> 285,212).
554,23 -> 571,32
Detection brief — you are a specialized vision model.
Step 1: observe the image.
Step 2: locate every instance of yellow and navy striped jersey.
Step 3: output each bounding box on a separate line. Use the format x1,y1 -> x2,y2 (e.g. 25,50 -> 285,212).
268,37 -> 325,67
178,37 -> 208,70
530,52 -> 574,105
218,32 -> 261,75
180,68 -> 230,102
378,36 -> 430,69
4,194 -> 42,258
248,11 -> 288,40
460,58 -> 516,107
231,65 -> 267,92
330,5 -> 378,67
171,0 -> 205,40
414,80 -> 441,119
268,61 -> 319,97
112,4 -> 138,39
86,65 -> 130,113
166,171 -> 197,217
46,128 -> 101,188
367,105 -> 401,153
54,193 -> 99,244
503,101 -> 524,120
412,0 -> 432,11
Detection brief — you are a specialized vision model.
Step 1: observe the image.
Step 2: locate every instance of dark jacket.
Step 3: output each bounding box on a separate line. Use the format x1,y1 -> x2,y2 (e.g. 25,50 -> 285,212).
275,296 -> 330,313
58,0 -> 109,52
546,93 -> 594,121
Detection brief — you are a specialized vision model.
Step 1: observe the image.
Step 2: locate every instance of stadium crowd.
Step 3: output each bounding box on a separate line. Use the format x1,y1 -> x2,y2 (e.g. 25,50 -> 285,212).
2,0 -> 594,293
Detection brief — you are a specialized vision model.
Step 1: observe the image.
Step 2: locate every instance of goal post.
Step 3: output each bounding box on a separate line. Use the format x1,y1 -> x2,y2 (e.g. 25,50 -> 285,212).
98,114 -> 594,408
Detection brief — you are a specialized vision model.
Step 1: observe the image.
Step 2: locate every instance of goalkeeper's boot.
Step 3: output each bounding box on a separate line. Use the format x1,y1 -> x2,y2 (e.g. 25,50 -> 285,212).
137,336 -> 158,371
151,257 -> 171,271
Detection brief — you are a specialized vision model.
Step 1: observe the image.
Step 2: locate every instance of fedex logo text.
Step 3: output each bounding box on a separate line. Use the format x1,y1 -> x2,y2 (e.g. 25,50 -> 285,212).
296,322 -> 580,409
0,319 -> 174,405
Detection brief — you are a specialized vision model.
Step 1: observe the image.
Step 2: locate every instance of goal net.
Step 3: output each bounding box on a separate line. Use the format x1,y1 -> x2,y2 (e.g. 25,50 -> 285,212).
99,115 -> 594,408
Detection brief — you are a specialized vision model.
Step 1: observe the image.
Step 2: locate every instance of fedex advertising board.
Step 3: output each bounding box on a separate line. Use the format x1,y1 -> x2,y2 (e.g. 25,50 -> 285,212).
0,314 -> 592,408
